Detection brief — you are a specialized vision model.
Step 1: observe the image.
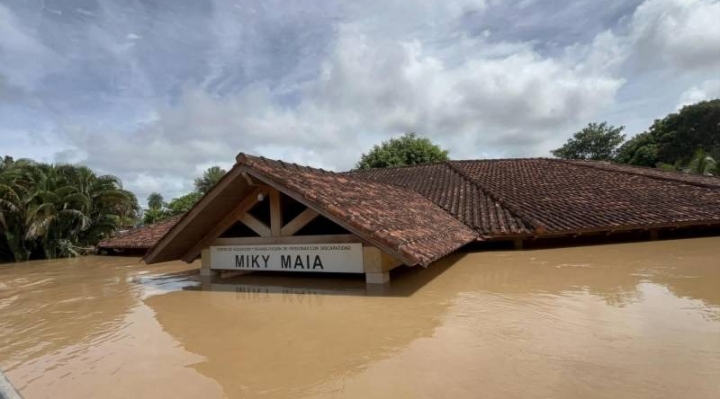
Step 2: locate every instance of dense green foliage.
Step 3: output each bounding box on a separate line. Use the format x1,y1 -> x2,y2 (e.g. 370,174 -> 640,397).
167,191 -> 203,214
552,100 -> 720,176
142,191 -> 202,224
355,133 -> 449,170
551,123 -> 626,161
0,157 -> 139,263
616,100 -> 720,169
194,166 -> 226,194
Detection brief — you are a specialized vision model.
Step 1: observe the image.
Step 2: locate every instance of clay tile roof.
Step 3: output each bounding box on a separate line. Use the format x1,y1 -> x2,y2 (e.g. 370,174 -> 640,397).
122,154 -> 720,266
348,163 -> 532,237
561,160 -> 720,189
98,216 -> 181,249
447,158 -> 720,234
237,154 -> 478,266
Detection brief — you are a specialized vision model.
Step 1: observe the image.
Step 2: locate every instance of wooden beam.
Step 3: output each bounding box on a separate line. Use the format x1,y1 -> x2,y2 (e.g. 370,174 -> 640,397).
280,208 -> 318,236
145,165 -> 246,264
181,187 -> 267,262
241,171 -> 255,186
270,189 -> 282,236
212,234 -> 360,246
240,213 -> 271,237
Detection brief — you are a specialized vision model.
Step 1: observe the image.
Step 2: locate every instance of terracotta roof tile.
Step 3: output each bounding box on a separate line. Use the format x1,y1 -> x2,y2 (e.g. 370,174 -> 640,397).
448,159 -> 720,234
237,155 -> 478,266
98,216 -> 181,249
348,164 -> 531,237
562,160 -> 720,189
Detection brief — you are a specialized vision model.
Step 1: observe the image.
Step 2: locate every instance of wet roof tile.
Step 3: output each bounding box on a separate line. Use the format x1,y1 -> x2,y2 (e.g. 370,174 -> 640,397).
348,163 -> 531,237
104,155 -> 720,266
98,216 -> 181,250
238,155 -> 479,266
447,159 -> 720,234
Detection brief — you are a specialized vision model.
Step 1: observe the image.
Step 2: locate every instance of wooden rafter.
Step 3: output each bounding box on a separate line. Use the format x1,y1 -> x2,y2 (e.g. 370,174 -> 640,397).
280,208 -> 318,236
181,186 -> 268,262
240,213 -> 271,237
145,165 -> 246,264
213,234 -> 360,246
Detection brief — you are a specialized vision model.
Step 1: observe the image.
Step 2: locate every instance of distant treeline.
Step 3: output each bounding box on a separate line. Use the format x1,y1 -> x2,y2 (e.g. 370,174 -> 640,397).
0,157 -> 140,263
142,165 -> 226,225
553,99 -> 720,176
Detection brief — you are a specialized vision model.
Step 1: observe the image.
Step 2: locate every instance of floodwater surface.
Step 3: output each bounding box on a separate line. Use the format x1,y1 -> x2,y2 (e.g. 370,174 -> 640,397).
1,237 -> 719,399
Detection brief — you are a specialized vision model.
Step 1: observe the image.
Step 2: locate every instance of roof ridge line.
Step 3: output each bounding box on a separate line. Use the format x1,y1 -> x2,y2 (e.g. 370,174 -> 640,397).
549,158 -> 720,190
345,160 -> 449,173
443,161 -> 546,234
237,152 -> 337,175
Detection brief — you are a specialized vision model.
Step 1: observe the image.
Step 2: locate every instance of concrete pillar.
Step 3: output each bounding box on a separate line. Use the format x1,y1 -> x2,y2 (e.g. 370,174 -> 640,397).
366,272 -> 390,284
200,248 -> 215,277
362,246 -> 402,285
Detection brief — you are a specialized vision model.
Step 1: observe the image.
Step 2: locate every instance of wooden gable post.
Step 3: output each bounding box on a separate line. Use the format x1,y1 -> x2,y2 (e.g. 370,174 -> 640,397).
270,189 -> 282,236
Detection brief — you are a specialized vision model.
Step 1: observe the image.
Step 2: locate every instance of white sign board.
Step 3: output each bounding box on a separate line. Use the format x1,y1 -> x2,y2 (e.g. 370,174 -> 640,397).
210,243 -> 364,273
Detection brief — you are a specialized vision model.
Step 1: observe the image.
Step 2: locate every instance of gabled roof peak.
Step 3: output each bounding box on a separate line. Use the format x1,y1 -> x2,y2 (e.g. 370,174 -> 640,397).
237,152 -> 337,175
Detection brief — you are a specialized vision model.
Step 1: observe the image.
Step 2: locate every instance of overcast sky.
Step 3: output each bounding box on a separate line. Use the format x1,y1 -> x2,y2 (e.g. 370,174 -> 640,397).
1,0 -> 720,201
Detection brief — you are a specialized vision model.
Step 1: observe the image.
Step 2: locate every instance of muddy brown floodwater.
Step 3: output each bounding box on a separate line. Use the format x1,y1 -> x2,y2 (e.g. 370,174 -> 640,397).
1,237 -> 719,399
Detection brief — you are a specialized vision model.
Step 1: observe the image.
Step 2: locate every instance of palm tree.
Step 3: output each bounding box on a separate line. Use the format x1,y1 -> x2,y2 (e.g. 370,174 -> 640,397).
194,166 -> 226,194
23,164 -> 91,258
0,155 -> 14,171
68,166 -> 140,245
685,149 -> 717,176
0,161 -> 32,261
1,160 -> 141,262
147,192 -> 164,210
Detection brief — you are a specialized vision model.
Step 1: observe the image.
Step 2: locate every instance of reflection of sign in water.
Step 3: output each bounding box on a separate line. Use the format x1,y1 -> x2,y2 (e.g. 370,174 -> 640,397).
210,243 -> 364,273
208,284 -> 364,305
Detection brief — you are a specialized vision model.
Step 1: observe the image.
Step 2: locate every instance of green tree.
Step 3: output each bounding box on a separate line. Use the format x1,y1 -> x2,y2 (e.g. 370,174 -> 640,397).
616,99 -> 720,167
355,133 -> 449,170
0,158 -> 140,263
146,192 -> 164,210
194,166 -> 226,194
0,161 -> 33,261
142,208 -> 166,225
615,132 -> 658,167
166,191 -> 202,215
551,122 -> 626,161
0,155 -> 15,171
685,149 -> 717,176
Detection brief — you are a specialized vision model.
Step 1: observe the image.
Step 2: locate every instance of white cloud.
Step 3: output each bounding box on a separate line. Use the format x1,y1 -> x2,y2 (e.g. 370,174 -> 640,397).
623,0 -> 720,70
61,25 -> 623,200
0,4 -> 63,89
4,0 -> 719,202
678,80 -> 720,108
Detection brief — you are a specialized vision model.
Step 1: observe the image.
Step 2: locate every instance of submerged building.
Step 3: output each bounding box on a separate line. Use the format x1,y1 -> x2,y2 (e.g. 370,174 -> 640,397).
100,153 -> 720,284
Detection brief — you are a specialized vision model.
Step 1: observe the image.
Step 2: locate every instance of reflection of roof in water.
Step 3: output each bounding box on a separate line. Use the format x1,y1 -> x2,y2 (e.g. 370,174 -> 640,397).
104,153 -> 720,266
